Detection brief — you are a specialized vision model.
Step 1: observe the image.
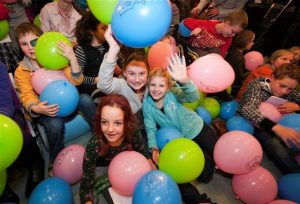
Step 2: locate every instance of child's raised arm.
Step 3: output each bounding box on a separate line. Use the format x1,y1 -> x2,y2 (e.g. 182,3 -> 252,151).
105,25 -> 121,62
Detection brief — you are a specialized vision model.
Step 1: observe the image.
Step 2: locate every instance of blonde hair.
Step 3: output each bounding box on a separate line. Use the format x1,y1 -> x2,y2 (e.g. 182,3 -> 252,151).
148,68 -> 174,88
270,49 -> 292,64
289,46 -> 300,53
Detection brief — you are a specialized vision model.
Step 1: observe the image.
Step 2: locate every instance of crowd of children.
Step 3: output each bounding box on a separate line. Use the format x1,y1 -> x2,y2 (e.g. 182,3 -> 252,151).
1,0 -> 300,203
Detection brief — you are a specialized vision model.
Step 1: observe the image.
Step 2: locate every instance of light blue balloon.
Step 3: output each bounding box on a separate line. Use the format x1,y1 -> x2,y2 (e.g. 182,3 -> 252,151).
156,127 -> 183,150
196,106 -> 212,124
40,80 -> 79,117
278,173 -> 300,203
226,116 -> 254,135
220,100 -> 239,120
64,114 -> 90,143
133,170 -> 181,204
29,177 -> 72,204
279,113 -> 300,131
111,0 -> 172,48
179,20 -> 191,38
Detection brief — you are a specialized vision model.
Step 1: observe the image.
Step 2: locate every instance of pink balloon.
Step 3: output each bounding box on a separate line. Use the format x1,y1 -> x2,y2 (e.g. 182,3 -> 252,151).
148,41 -> 174,70
188,54 -> 235,93
53,144 -> 85,184
232,166 -> 278,204
108,151 -> 151,196
31,68 -> 68,94
244,51 -> 264,71
268,200 -> 297,204
259,102 -> 282,122
213,131 -> 263,174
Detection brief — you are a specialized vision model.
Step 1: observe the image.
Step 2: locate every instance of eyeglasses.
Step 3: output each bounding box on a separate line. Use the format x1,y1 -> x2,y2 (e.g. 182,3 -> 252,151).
30,38 -> 38,47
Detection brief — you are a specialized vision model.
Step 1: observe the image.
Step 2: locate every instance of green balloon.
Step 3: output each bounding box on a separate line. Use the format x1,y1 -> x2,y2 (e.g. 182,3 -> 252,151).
0,20 -> 9,40
35,32 -> 71,70
87,0 -> 119,25
296,85 -> 300,92
158,138 -> 205,184
0,170 -> 7,196
34,14 -> 41,28
183,101 -> 198,111
202,97 -> 220,119
226,86 -> 232,95
197,91 -> 205,106
144,46 -> 149,54
0,114 -> 23,171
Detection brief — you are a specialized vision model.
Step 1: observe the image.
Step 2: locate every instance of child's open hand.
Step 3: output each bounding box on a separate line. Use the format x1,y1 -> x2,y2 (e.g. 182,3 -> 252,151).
32,101 -> 59,117
104,25 -> 121,52
167,53 -> 189,85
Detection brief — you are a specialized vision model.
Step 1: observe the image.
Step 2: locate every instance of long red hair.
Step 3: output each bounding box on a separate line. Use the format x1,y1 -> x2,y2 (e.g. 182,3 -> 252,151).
94,94 -> 137,156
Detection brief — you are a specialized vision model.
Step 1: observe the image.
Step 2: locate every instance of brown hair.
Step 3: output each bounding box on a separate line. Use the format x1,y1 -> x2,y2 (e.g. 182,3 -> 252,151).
75,12 -> 104,45
270,49 -> 292,64
231,30 -> 255,50
148,67 -> 174,88
94,94 -> 137,156
224,11 -> 248,29
273,63 -> 300,83
15,22 -> 43,40
124,51 -> 150,71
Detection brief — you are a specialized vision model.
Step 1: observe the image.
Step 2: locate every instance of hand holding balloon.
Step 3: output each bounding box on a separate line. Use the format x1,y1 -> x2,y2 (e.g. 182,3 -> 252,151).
277,102 -> 300,114
31,101 -> 59,117
105,25 -> 121,62
56,41 -> 80,73
167,53 -> 188,85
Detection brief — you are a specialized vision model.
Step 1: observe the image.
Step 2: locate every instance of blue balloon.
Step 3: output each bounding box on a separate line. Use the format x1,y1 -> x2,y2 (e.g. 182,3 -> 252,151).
279,113 -> 300,131
220,100 -> 239,120
64,114 -> 90,143
156,127 -> 183,150
75,0 -> 88,10
40,80 -> 79,117
278,173 -> 300,203
111,0 -> 172,48
133,170 -> 181,204
279,113 -> 300,151
29,177 -> 72,204
179,20 -> 191,38
196,106 -> 212,124
226,116 -> 254,135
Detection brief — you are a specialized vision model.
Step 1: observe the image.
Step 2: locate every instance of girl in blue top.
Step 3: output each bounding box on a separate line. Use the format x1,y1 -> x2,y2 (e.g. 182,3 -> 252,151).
143,53 -> 219,183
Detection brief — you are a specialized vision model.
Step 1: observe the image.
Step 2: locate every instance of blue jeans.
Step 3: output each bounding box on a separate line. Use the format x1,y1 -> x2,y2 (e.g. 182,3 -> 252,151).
38,94 -> 96,160
254,127 -> 300,174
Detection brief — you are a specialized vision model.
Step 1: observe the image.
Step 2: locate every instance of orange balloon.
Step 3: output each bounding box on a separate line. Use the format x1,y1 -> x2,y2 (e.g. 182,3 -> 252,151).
148,41 -> 173,70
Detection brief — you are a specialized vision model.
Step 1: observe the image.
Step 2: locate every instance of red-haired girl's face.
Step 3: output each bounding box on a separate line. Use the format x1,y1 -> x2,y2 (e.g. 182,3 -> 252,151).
100,105 -> 125,147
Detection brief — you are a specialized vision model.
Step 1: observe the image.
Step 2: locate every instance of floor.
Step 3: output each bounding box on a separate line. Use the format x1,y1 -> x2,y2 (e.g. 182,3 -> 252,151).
7,131 -> 283,204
